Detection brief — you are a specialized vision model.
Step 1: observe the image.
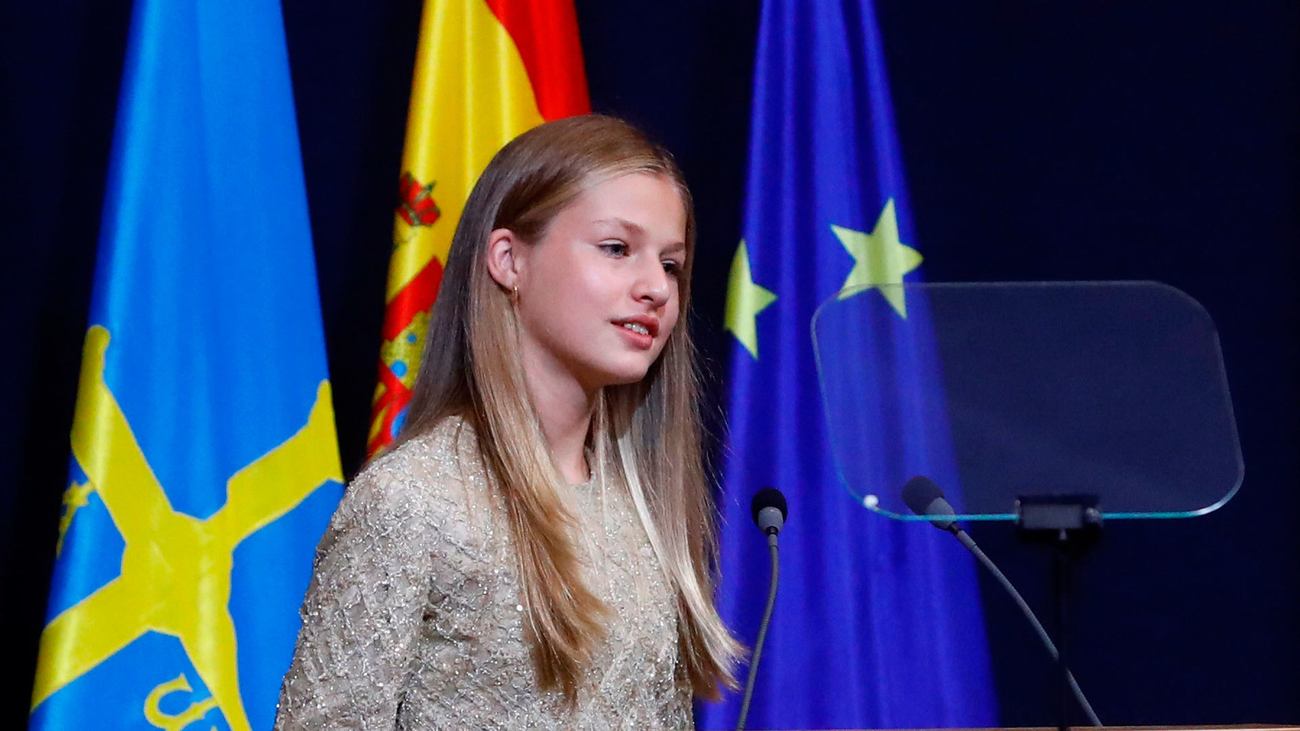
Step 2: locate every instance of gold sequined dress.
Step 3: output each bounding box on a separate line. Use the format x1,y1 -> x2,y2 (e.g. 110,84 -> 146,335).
274,417 -> 693,730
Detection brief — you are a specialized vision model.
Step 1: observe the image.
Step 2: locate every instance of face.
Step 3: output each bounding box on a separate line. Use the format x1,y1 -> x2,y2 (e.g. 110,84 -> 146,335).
509,172 -> 687,395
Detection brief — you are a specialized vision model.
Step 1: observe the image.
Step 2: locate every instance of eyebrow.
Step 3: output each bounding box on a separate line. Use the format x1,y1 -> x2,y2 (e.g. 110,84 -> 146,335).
592,217 -> 686,253
591,217 -> 647,235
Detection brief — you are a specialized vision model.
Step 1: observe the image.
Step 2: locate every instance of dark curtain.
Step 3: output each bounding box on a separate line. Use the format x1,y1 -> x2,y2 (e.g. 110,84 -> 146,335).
2,1 -> 1296,727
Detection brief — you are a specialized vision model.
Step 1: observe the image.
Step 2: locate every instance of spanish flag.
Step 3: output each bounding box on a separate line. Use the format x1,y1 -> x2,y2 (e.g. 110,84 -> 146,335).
368,0 -> 591,456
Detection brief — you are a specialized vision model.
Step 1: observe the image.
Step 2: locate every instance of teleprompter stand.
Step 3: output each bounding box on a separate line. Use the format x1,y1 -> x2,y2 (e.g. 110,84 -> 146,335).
1016,495 -> 1103,731
812,281 -> 1244,729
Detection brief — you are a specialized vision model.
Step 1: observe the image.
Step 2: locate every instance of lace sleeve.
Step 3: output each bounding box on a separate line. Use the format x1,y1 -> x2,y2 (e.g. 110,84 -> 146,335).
274,465 -> 435,731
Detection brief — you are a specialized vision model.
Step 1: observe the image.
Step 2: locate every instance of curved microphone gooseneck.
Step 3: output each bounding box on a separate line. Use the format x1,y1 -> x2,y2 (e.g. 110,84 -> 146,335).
735,487 -> 787,731
901,476 -> 1102,728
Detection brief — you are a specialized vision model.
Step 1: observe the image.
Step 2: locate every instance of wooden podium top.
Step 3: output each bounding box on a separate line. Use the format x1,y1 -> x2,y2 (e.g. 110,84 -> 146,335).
752,726 -> 1299,731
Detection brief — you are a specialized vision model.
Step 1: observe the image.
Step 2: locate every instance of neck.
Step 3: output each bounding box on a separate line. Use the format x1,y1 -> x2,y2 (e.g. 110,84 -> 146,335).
520,348 -> 597,485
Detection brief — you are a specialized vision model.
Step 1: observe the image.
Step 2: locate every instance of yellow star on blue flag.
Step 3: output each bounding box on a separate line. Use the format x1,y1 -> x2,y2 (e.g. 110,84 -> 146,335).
725,239 -> 778,359
832,198 -> 923,317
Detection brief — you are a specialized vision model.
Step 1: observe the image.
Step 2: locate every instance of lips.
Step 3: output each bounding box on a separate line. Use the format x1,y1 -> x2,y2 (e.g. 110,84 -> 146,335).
613,315 -> 659,338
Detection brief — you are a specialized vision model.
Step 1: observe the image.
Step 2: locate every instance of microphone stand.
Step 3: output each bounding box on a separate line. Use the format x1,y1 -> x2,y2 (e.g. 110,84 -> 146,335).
735,530 -> 780,731
954,531 -> 1100,726
905,477 -> 1101,728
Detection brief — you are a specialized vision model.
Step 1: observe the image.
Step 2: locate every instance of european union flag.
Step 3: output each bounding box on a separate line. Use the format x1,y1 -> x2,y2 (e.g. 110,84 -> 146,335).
701,1 -> 999,728
29,1 -> 343,730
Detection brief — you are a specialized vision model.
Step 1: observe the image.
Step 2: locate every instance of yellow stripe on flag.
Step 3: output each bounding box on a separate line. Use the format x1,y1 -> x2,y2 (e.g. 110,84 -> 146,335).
386,0 -> 545,301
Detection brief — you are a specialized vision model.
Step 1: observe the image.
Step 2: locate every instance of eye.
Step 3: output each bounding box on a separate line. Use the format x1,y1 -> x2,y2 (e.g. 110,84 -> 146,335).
599,240 -> 628,257
661,259 -> 683,277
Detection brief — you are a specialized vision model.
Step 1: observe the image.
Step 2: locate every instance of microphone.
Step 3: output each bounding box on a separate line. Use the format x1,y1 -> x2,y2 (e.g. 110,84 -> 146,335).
902,476 -> 958,533
901,476 -> 1102,727
751,487 -> 788,536
735,487 -> 787,731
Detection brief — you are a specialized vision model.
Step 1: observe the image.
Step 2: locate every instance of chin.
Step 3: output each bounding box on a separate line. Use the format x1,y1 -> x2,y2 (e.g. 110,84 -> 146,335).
602,370 -> 651,388
591,361 -> 655,389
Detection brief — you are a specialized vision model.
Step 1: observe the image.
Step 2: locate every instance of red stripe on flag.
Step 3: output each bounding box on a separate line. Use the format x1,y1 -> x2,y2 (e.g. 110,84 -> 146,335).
484,0 -> 591,120
382,257 -> 444,340
368,364 -> 413,455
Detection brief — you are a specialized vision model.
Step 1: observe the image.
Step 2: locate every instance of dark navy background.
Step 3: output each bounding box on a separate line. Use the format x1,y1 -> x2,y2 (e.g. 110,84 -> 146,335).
2,1 -> 1296,727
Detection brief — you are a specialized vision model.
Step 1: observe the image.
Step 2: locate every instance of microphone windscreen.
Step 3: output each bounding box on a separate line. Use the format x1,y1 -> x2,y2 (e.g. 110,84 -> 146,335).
901,475 -> 945,516
751,487 -> 788,526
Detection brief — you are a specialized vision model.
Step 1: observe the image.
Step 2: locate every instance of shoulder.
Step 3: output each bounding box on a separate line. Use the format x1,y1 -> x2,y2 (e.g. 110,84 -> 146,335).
337,415 -> 496,544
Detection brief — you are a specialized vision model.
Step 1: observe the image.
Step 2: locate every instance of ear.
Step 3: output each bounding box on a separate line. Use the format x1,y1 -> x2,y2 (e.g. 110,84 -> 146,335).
484,227 -> 523,291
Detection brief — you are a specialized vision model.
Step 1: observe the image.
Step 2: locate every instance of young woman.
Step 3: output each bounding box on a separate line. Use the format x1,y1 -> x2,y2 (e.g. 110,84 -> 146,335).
275,115 -> 740,729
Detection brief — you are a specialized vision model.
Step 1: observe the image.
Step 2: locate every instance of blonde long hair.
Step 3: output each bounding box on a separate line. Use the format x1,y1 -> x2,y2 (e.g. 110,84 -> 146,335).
395,115 -> 740,701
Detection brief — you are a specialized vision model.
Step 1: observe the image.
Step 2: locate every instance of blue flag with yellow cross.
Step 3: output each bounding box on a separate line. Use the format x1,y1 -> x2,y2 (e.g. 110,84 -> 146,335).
700,0 -> 999,728
29,1 -> 343,729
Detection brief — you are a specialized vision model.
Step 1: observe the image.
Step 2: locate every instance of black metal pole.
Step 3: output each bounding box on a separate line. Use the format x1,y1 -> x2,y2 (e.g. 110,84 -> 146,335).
1017,495 -> 1101,731
1055,539 -> 1071,731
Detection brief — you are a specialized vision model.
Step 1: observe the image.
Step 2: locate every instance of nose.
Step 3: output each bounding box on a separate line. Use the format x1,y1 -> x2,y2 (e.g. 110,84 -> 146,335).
632,258 -> 672,308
